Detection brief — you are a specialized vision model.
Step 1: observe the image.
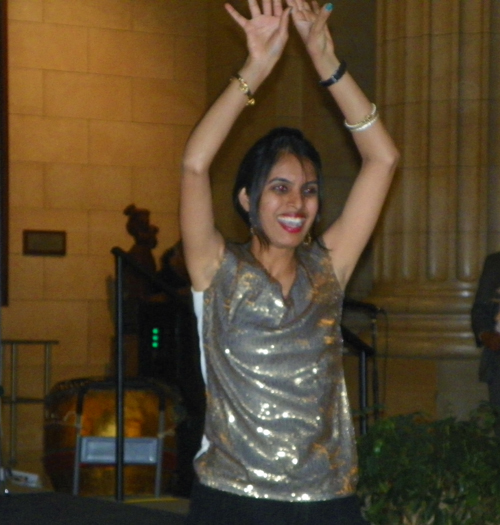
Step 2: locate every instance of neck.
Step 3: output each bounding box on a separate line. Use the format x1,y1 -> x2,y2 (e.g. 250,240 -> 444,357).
250,237 -> 297,296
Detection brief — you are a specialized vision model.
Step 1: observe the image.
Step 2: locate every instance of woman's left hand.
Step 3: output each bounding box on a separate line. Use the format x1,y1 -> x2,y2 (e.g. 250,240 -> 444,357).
286,0 -> 335,65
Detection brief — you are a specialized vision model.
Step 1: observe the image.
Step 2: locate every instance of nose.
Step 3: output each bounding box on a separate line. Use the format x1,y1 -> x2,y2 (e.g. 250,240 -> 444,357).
287,188 -> 303,209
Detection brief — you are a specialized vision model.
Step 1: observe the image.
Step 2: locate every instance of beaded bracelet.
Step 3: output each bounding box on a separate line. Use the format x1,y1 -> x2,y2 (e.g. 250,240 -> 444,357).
230,74 -> 255,106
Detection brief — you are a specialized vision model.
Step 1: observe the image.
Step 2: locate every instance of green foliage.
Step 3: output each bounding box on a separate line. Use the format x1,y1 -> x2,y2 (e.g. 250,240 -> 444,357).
357,403 -> 500,525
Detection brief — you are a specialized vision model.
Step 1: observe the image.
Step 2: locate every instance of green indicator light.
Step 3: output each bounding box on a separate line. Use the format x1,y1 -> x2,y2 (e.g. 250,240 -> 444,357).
151,327 -> 161,348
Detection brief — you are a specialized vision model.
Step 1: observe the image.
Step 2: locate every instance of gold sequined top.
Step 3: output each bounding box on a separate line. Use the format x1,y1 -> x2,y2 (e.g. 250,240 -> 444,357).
192,241 -> 358,501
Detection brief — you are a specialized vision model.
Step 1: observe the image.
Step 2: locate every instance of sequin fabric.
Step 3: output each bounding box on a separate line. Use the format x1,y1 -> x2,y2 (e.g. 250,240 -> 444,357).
193,241 -> 358,501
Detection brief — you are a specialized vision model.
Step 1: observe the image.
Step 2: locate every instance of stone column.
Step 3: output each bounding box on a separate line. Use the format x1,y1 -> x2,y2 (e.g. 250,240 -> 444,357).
488,1 -> 500,251
370,0 -> 496,358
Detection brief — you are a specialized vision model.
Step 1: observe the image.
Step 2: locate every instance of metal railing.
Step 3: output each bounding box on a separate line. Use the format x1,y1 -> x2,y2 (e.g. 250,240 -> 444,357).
1,339 -> 59,465
111,246 -> 184,502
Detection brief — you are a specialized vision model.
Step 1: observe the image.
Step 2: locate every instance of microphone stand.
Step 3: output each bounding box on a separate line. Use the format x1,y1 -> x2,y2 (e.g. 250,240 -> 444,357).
369,313 -> 380,423
343,298 -> 384,431
341,325 -> 374,435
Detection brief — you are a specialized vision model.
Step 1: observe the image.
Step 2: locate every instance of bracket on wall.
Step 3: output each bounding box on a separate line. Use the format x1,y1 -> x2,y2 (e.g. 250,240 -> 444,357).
23,230 -> 67,256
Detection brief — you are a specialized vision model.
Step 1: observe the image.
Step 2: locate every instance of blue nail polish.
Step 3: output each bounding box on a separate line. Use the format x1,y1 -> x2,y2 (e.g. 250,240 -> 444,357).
325,2 -> 334,11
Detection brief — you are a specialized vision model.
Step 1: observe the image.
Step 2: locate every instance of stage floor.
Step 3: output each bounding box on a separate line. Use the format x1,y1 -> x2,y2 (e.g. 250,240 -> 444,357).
1,476 -> 190,523
0,491 -> 188,525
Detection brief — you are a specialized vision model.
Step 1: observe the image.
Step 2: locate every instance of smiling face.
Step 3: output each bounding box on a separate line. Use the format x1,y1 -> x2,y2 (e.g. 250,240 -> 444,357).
233,128 -> 323,240
239,153 -> 319,250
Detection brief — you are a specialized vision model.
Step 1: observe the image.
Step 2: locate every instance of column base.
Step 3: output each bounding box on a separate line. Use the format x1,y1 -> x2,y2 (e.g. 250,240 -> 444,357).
366,282 -> 480,358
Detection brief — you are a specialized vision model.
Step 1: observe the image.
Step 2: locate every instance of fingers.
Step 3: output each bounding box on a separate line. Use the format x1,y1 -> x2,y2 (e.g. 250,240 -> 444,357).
273,0 -> 284,16
311,1 -> 321,14
224,3 -> 248,28
313,2 -> 333,31
287,0 -> 317,23
294,1 -> 333,27
285,0 -> 298,20
226,0 -> 287,22
262,0 -> 272,16
290,0 -> 311,12
288,0 -> 331,16
278,6 -> 292,33
247,0 -> 263,18
255,0 -> 286,17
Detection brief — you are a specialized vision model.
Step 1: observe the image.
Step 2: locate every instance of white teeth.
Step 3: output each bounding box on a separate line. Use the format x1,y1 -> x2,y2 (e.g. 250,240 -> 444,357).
278,216 -> 305,228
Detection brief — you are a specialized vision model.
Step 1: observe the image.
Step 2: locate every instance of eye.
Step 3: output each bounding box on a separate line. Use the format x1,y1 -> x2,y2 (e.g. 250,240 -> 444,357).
271,184 -> 289,194
303,184 -> 319,197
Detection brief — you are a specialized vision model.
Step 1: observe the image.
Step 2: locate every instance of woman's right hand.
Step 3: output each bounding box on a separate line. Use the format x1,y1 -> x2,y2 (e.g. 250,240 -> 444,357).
182,2 -> 292,292
225,0 -> 291,76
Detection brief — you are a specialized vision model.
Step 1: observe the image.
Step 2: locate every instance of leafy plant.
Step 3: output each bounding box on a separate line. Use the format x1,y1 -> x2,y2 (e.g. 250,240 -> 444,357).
357,403 -> 500,525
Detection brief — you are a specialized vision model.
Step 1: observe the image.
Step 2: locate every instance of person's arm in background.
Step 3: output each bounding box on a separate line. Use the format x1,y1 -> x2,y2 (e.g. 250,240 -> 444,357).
471,253 -> 500,351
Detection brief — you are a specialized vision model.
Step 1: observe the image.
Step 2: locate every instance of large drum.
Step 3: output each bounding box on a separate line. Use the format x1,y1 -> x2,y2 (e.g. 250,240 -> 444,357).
43,377 -> 180,497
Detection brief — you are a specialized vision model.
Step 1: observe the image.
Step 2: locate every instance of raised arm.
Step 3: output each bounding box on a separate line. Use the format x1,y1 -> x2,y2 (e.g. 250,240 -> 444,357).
181,0 -> 291,291
288,0 -> 400,290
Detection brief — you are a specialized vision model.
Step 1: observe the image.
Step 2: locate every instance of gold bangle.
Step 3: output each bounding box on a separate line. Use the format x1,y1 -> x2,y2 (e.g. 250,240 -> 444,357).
230,74 -> 255,106
344,103 -> 378,132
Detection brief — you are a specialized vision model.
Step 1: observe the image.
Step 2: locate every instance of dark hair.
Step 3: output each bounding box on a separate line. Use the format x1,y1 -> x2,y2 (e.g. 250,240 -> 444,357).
232,127 -> 323,245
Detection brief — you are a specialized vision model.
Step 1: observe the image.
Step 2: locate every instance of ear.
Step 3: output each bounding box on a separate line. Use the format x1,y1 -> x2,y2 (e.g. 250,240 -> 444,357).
238,188 -> 250,212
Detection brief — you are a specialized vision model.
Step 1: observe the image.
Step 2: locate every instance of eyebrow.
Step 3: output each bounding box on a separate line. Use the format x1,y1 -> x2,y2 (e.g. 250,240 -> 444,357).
267,177 -> 319,185
267,177 -> 290,184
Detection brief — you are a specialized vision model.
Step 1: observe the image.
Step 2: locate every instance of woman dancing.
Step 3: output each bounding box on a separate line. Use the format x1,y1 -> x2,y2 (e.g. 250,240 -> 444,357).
180,1 -> 399,523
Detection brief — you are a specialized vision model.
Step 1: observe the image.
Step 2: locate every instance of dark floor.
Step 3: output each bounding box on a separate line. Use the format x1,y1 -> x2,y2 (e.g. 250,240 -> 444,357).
0,475 -> 189,525
0,491 -> 188,525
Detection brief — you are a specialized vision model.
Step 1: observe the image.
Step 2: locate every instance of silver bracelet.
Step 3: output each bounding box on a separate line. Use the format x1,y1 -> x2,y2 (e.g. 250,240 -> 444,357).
344,103 -> 379,132
350,113 -> 379,133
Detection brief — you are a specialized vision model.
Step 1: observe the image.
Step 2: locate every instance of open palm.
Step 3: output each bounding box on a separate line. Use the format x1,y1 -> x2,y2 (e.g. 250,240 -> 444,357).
225,0 -> 291,64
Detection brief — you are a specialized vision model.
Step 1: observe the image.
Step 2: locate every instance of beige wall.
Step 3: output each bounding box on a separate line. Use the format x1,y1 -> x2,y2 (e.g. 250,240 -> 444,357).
2,0 -> 208,462
4,0 -> 207,378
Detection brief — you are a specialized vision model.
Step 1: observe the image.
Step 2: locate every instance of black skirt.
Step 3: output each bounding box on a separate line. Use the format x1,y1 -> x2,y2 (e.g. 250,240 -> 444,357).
185,482 -> 370,525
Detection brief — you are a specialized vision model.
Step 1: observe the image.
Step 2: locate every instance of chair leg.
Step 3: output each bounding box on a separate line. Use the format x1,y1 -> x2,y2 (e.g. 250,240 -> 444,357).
154,409 -> 165,498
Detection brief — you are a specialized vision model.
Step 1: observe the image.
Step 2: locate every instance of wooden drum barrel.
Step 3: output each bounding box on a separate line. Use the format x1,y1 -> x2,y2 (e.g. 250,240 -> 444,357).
43,377 -> 180,496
